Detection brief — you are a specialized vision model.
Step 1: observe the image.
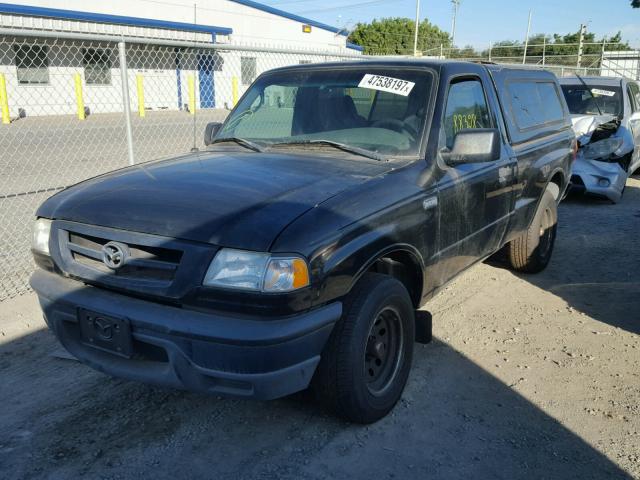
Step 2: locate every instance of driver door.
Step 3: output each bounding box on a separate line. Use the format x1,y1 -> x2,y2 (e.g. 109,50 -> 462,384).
435,76 -> 516,286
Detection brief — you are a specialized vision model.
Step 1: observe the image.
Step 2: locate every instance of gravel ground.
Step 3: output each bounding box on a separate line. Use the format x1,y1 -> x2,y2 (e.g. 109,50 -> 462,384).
0,177 -> 639,480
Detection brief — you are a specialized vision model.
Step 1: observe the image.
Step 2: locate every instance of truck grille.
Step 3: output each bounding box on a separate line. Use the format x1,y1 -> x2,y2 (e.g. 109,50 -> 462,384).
67,231 -> 182,282
51,220 -> 215,299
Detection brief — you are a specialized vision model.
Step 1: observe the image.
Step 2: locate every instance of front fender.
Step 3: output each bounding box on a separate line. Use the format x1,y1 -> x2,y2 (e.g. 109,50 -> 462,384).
308,220 -> 426,307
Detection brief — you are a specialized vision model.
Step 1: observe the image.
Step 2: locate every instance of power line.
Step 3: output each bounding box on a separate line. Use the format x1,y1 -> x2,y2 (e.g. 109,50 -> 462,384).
297,0 -> 407,14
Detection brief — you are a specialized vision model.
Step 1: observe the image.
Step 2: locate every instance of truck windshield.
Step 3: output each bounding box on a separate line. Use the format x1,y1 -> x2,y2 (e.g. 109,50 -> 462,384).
560,84 -> 622,117
215,67 -> 434,158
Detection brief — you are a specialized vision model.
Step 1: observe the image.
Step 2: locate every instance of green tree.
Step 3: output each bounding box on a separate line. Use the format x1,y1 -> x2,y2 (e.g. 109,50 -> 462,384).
632,0 -> 639,7
481,30 -> 630,66
348,17 -> 450,56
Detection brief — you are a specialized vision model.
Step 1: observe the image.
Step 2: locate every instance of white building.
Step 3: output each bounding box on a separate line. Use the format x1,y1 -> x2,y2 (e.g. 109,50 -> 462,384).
0,1 -> 362,117
601,50 -> 640,80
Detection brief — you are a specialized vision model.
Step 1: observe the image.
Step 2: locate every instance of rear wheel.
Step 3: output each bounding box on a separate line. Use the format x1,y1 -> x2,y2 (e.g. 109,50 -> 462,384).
507,188 -> 558,273
313,273 -> 415,424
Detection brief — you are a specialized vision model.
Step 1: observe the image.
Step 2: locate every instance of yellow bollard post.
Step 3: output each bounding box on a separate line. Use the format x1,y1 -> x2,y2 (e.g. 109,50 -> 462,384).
0,73 -> 9,125
136,74 -> 145,118
187,75 -> 196,115
74,73 -> 85,120
232,76 -> 239,107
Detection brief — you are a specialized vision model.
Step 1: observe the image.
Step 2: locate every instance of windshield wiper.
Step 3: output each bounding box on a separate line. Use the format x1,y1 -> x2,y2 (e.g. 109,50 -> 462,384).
208,137 -> 264,152
269,140 -> 385,161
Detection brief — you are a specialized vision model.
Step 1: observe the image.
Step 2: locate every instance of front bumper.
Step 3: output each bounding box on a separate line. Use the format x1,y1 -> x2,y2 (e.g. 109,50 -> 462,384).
30,270 -> 341,400
569,157 -> 627,203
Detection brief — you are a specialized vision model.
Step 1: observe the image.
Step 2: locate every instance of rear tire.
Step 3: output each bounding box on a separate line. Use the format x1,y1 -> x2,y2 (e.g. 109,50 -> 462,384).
313,273 -> 415,424
507,188 -> 558,273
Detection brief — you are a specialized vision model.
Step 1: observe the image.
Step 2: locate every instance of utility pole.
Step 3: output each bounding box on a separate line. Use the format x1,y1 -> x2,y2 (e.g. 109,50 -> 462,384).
413,0 -> 420,56
577,23 -> 586,68
450,0 -> 460,50
522,9 -> 532,64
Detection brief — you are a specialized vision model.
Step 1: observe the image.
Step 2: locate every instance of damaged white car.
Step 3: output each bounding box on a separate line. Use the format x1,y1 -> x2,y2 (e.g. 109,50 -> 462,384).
559,76 -> 640,203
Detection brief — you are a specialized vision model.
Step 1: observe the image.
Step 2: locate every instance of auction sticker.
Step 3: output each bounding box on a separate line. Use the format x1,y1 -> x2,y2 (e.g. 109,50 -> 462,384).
358,74 -> 415,96
591,88 -> 616,97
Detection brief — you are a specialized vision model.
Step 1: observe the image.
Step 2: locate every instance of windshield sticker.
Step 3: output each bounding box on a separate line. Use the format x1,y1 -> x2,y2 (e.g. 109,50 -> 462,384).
358,74 -> 415,96
591,88 -> 616,97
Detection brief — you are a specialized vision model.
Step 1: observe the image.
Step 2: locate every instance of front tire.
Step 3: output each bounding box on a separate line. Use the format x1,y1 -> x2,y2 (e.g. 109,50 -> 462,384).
313,273 -> 415,424
507,188 -> 558,273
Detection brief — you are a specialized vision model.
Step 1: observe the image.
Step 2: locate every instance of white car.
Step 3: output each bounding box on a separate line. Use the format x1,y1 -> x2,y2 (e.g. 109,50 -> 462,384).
559,76 -> 640,203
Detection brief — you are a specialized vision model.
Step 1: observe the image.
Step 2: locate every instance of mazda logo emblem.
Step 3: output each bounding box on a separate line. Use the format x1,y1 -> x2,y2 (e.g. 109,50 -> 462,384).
93,316 -> 114,340
101,241 -> 129,270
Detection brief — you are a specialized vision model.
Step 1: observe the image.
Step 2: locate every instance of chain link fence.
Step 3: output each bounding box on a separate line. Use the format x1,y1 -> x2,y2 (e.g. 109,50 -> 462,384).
0,30 -> 363,300
421,42 -> 640,79
1,28 -> 639,300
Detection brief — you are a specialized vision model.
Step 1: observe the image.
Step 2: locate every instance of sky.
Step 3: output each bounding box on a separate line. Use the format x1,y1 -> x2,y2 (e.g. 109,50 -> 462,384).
259,0 -> 640,49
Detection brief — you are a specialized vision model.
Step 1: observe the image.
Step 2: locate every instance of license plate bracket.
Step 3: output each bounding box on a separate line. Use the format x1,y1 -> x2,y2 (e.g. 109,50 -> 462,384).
79,309 -> 133,358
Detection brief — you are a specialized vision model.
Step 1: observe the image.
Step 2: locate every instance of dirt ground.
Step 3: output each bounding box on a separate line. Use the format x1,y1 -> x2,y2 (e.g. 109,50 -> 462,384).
1,177 -> 639,480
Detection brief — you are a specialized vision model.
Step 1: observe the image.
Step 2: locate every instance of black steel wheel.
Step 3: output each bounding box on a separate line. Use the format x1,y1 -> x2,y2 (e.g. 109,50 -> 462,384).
365,306 -> 404,396
313,273 -> 415,424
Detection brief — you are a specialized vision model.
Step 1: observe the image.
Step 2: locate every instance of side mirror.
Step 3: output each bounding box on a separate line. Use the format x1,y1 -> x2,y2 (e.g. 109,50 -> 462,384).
204,122 -> 223,146
441,128 -> 501,166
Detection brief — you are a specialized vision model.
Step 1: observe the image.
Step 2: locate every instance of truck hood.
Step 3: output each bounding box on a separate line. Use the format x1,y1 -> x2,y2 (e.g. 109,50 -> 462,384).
37,150 -> 393,251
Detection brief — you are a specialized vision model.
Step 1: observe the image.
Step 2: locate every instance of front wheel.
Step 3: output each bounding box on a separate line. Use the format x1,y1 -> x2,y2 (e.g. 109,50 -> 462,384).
313,273 -> 415,424
506,188 -> 558,273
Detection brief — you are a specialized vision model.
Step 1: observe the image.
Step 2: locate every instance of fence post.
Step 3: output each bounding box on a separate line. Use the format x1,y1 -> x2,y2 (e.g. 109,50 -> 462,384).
187,75 -> 196,115
136,74 -> 145,118
74,73 -> 85,120
0,73 -> 9,125
522,9 -> 532,65
577,23 -> 585,68
542,38 -> 546,66
232,76 -> 239,106
488,41 -> 492,62
118,41 -> 135,166
440,43 -> 443,59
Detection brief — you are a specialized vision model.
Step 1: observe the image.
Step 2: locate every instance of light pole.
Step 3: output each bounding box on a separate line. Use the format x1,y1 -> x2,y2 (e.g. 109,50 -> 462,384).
413,0 -> 420,56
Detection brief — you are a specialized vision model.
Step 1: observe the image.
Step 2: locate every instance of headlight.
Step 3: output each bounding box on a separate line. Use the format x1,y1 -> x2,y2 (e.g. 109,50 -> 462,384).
32,218 -> 52,255
203,248 -> 310,292
582,137 -> 623,160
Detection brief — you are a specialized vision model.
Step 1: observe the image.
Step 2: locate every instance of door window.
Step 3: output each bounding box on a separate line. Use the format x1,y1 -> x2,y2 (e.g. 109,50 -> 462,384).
442,79 -> 491,149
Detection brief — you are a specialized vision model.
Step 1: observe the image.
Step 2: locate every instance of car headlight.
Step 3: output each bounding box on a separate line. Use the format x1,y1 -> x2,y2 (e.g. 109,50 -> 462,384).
203,248 -> 310,292
582,137 -> 623,160
32,218 -> 52,255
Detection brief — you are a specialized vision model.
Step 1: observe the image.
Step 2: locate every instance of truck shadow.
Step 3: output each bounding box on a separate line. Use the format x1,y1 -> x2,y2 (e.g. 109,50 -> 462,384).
0,328 -> 631,479
488,182 -> 640,335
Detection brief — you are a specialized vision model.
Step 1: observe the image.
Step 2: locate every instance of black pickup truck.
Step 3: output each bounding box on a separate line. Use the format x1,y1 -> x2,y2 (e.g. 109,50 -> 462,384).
31,60 -> 574,423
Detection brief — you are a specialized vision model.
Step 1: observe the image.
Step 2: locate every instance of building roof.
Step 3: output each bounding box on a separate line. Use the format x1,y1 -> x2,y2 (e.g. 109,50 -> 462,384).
0,1 -> 355,41
0,2 -> 233,35
226,0 -> 347,36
